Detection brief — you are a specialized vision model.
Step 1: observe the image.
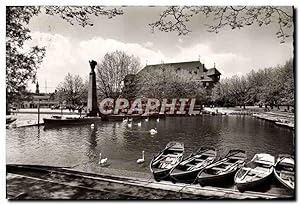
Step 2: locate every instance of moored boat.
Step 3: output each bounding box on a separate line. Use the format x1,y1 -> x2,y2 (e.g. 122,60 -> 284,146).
43,116 -> 102,128
150,141 -> 184,182
6,116 -> 17,124
234,153 -> 275,192
197,149 -> 247,187
274,154 -> 294,191
170,147 -> 217,183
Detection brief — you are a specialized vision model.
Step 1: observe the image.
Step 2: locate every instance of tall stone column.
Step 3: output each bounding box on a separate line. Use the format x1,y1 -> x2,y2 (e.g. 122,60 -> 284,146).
87,60 -> 98,116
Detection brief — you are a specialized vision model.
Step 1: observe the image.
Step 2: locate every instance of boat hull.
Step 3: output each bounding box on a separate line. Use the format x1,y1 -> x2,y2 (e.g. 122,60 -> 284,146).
236,171 -> 273,192
198,170 -> 237,187
151,168 -> 173,181
274,171 -> 294,191
43,117 -> 102,127
170,168 -> 202,184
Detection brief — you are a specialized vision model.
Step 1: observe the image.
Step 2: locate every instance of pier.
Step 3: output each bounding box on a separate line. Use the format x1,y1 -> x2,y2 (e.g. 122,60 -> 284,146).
6,164 -> 293,200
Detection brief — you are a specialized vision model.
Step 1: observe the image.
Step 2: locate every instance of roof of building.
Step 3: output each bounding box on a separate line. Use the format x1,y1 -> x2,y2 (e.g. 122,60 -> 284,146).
207,67 -> 221,76
138,61 -> 221,76
140,61 -> 203,72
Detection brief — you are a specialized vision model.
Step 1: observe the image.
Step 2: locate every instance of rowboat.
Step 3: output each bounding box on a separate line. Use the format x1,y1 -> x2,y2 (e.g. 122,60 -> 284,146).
6,116 -> 17,124
150,141 -> 184,182
234,153 -> 275,192
169,147 -> 217,183
197,149 -> 247,187
274,154 -> 294,191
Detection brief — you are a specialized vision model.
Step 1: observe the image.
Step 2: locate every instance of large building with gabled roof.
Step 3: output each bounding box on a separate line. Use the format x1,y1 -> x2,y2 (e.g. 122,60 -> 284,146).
122,60 -> 222,99
138,60 -> 221,88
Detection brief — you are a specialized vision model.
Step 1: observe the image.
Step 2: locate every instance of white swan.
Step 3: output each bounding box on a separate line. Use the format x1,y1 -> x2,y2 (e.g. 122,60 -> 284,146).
91,123 -> 95,129
137,121 -> 142,127
128,122 -> 132,128
145,118 -> 149,122
150,128 -> 157,135
156,118 -> 160,122
137,150 -> 145,164
99,153 -> 108,165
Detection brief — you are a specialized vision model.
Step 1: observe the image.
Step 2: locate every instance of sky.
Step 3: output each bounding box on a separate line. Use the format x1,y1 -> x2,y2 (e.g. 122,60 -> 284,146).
25,6 -> 294,93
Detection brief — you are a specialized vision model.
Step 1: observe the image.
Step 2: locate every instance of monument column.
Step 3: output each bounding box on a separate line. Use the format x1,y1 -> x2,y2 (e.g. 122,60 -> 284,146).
87,60 -> 99,116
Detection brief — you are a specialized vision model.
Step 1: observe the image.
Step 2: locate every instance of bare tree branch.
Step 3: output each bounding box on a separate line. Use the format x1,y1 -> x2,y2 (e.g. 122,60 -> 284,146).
150,6 -> 293,43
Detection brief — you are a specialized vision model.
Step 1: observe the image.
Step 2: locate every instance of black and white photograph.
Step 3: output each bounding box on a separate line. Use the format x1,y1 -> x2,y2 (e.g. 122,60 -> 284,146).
5,2 -> 295,200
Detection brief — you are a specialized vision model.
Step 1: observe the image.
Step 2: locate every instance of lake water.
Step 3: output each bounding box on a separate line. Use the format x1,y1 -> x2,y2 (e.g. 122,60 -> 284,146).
7,114 -> 294,175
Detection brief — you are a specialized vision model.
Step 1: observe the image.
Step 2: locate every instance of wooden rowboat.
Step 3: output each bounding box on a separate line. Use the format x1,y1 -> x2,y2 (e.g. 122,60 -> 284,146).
274,154 -> 294,191
169,147 -> 217,183
150,141 -> 184,182
6,116 -> 17,124
197,149 -> 247,187
234,153 -> 275,192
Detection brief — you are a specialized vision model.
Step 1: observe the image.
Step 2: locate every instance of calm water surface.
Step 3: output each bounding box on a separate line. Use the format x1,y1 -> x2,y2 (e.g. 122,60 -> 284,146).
7,114 -> 294,175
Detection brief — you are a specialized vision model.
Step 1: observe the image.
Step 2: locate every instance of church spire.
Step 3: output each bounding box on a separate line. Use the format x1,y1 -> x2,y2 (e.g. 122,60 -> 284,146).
36,81 -> 40,94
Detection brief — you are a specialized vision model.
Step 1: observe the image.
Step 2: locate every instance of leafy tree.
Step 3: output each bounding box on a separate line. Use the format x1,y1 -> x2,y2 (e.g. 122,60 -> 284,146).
150,6 -> 293,43
96,50 -> 141,99
136,64 -> 207,102
55,73 -> 88,105
279,59 -> 294,108
6,6 -> 123,111
211,59 -> 294,109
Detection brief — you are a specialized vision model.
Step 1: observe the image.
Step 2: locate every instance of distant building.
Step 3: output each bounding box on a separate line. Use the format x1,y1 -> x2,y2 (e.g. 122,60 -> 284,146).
21,92 -> 58,109
122,60 -> 221,98
138,61 -> 221,88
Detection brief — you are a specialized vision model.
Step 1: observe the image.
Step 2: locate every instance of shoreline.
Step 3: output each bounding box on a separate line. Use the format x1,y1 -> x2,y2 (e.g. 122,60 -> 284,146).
203,107 -> 294,129
8,107 -> 295,130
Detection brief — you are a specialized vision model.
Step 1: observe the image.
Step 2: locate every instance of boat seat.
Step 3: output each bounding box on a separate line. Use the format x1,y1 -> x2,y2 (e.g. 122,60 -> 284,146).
168,148 -> 183,152
180,158 -> 195,165
280,170 -> 293,175
212,167 -> 224,171
185,164 -> 193,167
255,160 -> 273,166
229,156 -> 244,160
166,154 -> 180,158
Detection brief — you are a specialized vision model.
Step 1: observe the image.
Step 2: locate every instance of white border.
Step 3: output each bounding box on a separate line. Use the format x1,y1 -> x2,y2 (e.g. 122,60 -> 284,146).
1,0 -> 298,204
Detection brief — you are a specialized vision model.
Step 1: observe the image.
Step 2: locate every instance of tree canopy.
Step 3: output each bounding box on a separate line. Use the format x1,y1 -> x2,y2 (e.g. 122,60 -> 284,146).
212,59 -> 294,109
55,73 -> 88,105
96,50 -> 141,99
